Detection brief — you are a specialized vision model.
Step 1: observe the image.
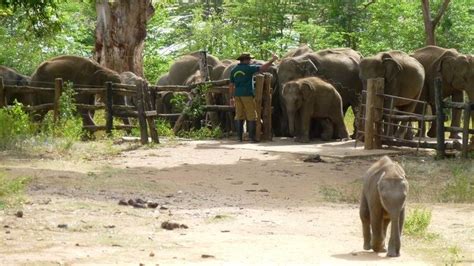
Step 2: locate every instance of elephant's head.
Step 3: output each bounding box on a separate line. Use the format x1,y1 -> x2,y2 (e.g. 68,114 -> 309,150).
282,80 -> 312,136
277,57 -> 318,88
93,67 -> 122,86
435,52 -> 470,90
359,53 -> 402,90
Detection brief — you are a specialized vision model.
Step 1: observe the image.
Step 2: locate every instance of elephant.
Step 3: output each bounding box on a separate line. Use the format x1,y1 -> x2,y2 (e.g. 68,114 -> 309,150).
412,46 -> 474,139
281,76 -> 349,142
360,156 -> 408,257
359,51 -> 425,139
282,44 -> 313,59
119,71 -> 145,107
156,73 -> 169,86
156,91 -> 190,114
277,48 -> 363,137
30,55 -> 125,127
167,52 -> 223,85
0,66 -> 32,106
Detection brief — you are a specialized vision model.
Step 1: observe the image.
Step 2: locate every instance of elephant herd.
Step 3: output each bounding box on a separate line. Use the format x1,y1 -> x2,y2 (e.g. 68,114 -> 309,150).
1,45 -> 473,141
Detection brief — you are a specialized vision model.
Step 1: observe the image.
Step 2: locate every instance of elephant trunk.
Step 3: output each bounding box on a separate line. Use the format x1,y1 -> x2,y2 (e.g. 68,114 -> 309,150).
387,211 -> 401,257
288,110 -> 296,137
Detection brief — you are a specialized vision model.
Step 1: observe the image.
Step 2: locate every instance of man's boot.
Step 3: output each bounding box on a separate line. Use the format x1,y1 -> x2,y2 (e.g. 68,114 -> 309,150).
247,120 -> 258,143
235,120 -> 244,141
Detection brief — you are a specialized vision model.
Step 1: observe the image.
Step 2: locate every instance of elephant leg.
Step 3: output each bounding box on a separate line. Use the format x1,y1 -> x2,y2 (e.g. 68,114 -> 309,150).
450,91 -> 464,139
382,217 -> 390,246
427,100 -> 438,138
370,207 -> 386,253
360,195 -> 371,250
331,113 -> 349,140
387,212 -> 401,257
395,101 -> 418,140
81,110 -> 96,127
320,119 -> 333,141
297,109 -> 311,143
466,90 -> 474,146
399,207 -> 405,235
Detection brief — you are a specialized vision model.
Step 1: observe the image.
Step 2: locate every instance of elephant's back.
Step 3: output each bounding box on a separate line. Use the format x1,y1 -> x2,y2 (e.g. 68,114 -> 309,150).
168,55 -> 200,85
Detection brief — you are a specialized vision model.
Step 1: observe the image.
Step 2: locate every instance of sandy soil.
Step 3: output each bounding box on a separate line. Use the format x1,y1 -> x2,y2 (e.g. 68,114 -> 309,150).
0,140 -> 472,265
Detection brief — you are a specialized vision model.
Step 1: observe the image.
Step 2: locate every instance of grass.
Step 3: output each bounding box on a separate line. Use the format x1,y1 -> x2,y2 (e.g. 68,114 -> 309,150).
440,165 -> 473,203
0,172 -> 31,209
404,207 -> 433,238
319,179 -> 362,203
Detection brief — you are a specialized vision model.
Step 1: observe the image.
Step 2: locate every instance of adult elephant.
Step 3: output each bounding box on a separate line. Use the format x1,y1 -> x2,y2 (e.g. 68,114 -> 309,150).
277,48 -> 363,137
30,55 -> 124,126
0,66 -> 32,106
282,44 -> 313,59
156,73 -> 169,86
412,46 -> 474,139
359,51 -> 425,139
281,76 -> 349,142
167,52 -> 223,85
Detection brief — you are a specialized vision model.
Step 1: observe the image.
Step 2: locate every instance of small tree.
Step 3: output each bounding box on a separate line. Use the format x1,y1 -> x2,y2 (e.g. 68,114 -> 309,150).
421,0 -> 451,45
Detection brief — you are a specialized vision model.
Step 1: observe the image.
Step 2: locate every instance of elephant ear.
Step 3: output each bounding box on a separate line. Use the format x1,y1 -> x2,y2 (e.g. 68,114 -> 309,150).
435,54 -> 468,84
301,59 -> 318,76
382,53 -> 402,82
299,79 -> 314,99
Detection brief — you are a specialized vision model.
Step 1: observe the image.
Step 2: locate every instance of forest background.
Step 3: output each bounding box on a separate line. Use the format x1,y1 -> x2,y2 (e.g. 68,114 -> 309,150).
1,0 -> 473,83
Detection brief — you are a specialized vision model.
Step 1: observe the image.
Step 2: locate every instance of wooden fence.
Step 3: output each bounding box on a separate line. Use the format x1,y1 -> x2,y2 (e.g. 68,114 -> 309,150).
358,77 -> 474,158
149,73 -> 273,142
0,77 -> 159,145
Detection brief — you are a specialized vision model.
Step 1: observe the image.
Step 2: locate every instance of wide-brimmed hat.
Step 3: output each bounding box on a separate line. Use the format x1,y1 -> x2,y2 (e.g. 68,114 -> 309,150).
236,53 -> 254,61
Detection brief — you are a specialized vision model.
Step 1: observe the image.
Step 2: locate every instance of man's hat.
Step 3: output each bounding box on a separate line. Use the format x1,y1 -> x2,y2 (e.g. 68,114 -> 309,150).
236,53 -> 254,61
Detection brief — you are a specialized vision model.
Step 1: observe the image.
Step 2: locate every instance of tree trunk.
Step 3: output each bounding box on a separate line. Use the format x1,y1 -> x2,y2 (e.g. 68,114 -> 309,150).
95,0 -> 154,77
420,0 -> 451,46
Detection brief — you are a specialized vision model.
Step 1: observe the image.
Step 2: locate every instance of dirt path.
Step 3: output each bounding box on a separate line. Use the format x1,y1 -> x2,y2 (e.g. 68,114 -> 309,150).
0,140 -> 472,265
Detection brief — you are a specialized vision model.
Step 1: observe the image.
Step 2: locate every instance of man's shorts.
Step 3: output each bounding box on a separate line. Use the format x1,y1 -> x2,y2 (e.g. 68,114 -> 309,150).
234,96 -> 257,121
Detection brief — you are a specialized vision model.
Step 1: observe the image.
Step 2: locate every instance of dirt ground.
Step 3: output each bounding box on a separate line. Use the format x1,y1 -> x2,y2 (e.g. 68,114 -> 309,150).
0,139 -> 472,265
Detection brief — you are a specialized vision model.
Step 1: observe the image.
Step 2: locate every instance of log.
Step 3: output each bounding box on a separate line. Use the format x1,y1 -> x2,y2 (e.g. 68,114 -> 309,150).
112,88 -> 137,97
135,80 -> 149,144
150,85 -> 191,92
254,74 -> 264,142
202,105 -> 235,112
262,73 -> 273,141
383,114 -> 437,122
0,78 -> 5,108
112,105 -> 136,112
23,103 -> 54,112
3,85 -> 55,93
105,82 -> 114,135
75,104 -> 106,111
114,110 -> 138,117
444,127 -> 474,134
53,78 -> 63,123
443,101 -> 469,109
112,83 -> 137,90
434,77 -> 445,158
74,88 -> 106,95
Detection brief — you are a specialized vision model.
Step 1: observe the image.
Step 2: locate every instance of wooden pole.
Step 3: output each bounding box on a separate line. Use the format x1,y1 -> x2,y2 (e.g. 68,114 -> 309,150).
0,78 -> 5,108
200,50 -> 218,126
136,80 -> 149,144
105,81 -> 114,135
373,78 -> 384,149
262,73 -> 273,141
364,79 -> 376,149
53,78 -> 63,123
434,77 -> 445,158
142,82 -> 160,144
462,102 -> 471,158
254,74 -> 264,142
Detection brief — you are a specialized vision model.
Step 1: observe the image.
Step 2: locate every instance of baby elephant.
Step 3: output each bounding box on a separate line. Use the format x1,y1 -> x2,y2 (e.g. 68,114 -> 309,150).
282,76 -> 349,142
360,156 -> 408,257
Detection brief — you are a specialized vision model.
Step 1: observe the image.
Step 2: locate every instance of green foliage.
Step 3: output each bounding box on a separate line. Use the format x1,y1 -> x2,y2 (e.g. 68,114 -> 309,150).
177,126 -> 223,140
169,93 -> 187,113
404,207 -> 433,237
0,101 -> 36,150
155,118 -> 175,137
0,172 -> 31,209
440,165 -> 474,203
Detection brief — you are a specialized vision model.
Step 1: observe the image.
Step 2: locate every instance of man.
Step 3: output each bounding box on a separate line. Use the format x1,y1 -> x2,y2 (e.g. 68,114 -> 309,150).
229,52 -> 278,142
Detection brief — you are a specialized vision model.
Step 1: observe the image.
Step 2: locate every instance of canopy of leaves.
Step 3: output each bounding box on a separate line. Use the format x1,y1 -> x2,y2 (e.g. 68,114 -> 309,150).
0,0 -> 473,83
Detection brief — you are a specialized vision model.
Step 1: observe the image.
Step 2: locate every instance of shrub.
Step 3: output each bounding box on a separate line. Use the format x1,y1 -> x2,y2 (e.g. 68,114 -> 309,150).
0,101 -> 36,150
155,118 -> 175,137
404,207 -> 432,237
0,172 -> 31,209
177,126 -> 223,140
440,165 -> 473,203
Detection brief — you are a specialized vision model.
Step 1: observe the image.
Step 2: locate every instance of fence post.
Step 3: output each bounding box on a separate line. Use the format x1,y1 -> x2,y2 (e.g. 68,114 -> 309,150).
254,74 -> 264,142
373,78 -> 384,149
199,50 -> 218,126
434,77 -> 445,158
262,73 -> 273,141
0,78 -> 5,108
364,79 -> 376,149
462,102 -> 471,158
53,78 -> 63,123
136,80 -> 149,144
105,81 -> 114,136
142,82 -> 159,144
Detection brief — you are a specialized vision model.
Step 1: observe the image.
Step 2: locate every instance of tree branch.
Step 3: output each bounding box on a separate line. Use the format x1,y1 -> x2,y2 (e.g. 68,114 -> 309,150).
360,0 -> 377,10
421,0 -> 432,26
432,0 -> 451,27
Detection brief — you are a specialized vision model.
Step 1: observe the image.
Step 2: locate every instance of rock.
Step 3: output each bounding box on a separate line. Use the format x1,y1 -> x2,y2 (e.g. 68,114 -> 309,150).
135,198 -> 146,204
161,221 -> 188,230
133,203 -> 146,208
303,154 -> 326,163
57,224 -> 68,229
147,202 -> 159,209
118,199 -> 128,206
251,182 -> 259,185
258,189 -> 269,193
104,225 -> 116,229
15,211 -> 23,218
159,206 -> 168,210
5,230 -> 10,234
127,199 -> 135,205
149,252 -> 155,257
221,230 -> 230,233
201,254 -> 215,259
75,243 -> 80,246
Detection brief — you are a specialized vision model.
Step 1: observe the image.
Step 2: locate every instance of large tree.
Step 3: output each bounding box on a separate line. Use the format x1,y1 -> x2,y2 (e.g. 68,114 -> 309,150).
421,0 -> 451,45
95,0 -> 155,77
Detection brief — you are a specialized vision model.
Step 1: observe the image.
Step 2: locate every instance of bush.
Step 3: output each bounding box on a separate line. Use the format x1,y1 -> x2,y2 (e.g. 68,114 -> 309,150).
0,172 -> 31,209
0,101 -> 36,150
440,165 -> 473,203
404,207 -> 432,237
177,126 -> 223,140
155,118 -> 175,137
